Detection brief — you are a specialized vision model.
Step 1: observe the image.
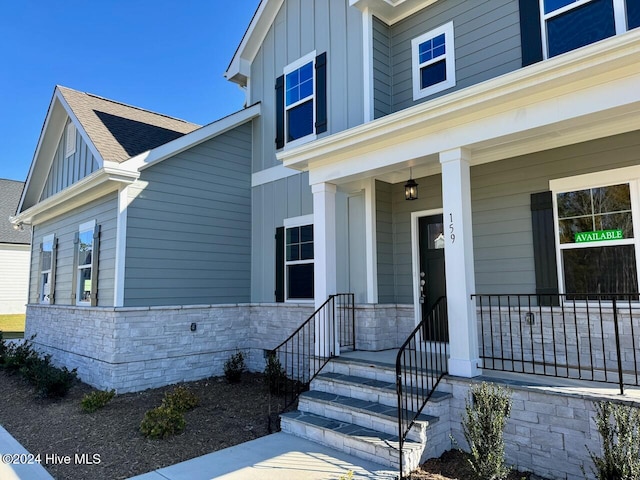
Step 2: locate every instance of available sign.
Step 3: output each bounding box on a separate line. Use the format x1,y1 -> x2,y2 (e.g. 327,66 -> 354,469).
575,229 -> 623,243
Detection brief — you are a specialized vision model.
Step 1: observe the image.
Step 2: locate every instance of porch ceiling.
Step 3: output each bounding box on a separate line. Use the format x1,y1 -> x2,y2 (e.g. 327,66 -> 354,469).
278,29 -> 640,187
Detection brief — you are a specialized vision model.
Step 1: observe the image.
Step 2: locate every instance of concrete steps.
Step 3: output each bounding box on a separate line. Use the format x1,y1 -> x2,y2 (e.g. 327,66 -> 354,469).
279,355 -> 451,475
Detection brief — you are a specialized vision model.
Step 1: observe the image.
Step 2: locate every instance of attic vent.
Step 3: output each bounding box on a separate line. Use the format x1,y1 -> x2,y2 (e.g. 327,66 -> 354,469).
65,123 -> 76,157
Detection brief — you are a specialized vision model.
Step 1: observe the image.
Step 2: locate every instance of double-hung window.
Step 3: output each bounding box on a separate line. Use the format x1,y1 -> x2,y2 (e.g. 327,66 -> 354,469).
275,52 -> 327,149
76,220 -> 97,305
284,215 -> 314,301
40,234 -> 55,304
552,172 -> 640,297
541,0 -> 639,58
411,22 -> 456,101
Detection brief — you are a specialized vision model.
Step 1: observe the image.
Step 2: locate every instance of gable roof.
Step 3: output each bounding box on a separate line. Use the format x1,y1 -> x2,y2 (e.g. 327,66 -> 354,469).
0,179 -> 30,244
58,86 -> 200,164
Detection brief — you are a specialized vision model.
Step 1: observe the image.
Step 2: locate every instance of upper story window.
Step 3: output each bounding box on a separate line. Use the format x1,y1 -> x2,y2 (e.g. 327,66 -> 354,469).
276,52 -> 327,149
541,0 -> 639,58
65,122 -> 76,157
411,22 -> 456,101
40,234 -> 56,304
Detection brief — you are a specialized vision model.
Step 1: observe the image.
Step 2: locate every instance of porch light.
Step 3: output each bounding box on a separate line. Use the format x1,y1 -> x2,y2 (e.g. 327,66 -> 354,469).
12,223 -> 23,231
404,169 -> 418,201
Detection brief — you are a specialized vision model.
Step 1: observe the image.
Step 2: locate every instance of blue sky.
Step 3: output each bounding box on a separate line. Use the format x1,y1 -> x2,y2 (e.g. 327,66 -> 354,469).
0,0 -> 260,182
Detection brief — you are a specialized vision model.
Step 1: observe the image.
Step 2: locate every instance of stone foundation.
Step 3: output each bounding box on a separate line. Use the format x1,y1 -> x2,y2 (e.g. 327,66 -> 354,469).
354,303 -> 415,350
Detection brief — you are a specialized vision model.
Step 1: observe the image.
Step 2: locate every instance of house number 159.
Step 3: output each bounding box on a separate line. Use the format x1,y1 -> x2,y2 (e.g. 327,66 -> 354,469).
449,213 -> 455,243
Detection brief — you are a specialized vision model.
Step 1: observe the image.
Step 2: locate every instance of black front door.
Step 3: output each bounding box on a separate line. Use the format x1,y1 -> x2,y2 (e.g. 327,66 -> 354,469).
418,214 -> 448,341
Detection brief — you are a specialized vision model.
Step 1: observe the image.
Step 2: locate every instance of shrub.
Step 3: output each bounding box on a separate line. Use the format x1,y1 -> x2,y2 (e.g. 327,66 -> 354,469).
460,382 -> 512,480
1,335 -> 39,375
21,354 -> 77,399
140,405 -> 186,439
224,350 -> 245,384
264,353 -> 287,395
584,401 -> 640,480
162,385 -> 199,412
81,389 -> 116,413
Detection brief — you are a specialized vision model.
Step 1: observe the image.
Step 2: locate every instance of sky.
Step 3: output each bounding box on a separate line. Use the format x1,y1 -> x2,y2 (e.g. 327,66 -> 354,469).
0,0 -> 261,183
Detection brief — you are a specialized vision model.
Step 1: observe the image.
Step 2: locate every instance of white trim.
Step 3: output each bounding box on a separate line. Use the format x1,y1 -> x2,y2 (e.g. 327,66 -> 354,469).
362,8 -> 375,122
283,214 -> 315,303
40,234 -> 55,304
114,186 -> 129,307
411,21 -> 456,101
364,178 -> 378,303
252,164 -> 301,186
283,51 -> 317,148
411,208 -> 443,329
550,165 -> 640,192
350,0 -> 439,25
65,122 -> 76,157
284,214 -> 314,228
76,220 -> 96,307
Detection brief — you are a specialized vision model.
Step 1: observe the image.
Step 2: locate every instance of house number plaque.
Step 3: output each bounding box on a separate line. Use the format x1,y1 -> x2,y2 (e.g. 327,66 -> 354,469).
449,213 -> 455,243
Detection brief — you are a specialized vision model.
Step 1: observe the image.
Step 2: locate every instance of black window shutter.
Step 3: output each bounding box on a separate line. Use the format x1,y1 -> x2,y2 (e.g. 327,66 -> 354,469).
275,75 -> 285,149
531,191 -> 559,306
71,232 -> 79,303
519,0 -> 544,66
50,237 -> 58,304
275,227 -> 285,302
90,224 -> 101,307
315,52 -> 327,134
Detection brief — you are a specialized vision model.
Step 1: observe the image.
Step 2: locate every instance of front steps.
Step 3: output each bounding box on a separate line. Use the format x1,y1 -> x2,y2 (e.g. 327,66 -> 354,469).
279,354 -> 451,475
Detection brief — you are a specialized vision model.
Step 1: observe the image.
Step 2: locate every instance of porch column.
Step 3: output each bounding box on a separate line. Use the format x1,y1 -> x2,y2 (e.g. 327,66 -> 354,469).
439,148 -> 481,377
312,182 -> 338,356
364,178 -> 378,303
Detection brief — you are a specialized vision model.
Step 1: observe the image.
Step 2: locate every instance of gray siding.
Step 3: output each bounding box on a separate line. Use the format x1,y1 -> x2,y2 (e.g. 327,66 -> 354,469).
40,123 -> 99,201
250,0 -> 364,173
251,172 -> 313,302
375,180 -> 394,302
374,0 -> 522,114
29,193 -> 118,306
124,122 -> 253,307
373,16 -> 391,119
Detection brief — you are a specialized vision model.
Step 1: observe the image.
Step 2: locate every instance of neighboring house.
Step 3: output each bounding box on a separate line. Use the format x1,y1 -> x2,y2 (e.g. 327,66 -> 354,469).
0,179 -> 30,314
10,1 -> 640,476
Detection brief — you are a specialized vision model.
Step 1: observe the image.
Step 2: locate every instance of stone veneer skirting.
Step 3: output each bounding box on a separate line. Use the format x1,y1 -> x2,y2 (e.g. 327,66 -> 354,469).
24,303 -> 414,392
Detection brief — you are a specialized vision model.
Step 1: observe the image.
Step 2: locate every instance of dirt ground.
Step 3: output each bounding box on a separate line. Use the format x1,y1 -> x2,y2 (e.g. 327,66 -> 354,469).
0,370 -> 546,480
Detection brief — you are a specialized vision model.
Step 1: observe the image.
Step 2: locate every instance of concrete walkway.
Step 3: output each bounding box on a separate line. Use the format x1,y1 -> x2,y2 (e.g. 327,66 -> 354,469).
0,425 -> 54,480
129,433 -> 397,480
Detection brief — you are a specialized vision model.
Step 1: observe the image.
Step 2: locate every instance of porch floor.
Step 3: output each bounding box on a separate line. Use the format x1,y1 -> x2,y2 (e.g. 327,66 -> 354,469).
340,349 -> 640,402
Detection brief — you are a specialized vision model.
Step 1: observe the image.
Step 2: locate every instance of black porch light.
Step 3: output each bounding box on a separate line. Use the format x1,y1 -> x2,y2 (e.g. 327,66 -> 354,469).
404,168 -> 418,201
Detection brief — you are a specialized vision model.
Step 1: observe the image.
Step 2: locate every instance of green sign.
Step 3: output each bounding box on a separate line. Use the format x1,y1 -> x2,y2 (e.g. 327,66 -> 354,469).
575,229 -> 623,243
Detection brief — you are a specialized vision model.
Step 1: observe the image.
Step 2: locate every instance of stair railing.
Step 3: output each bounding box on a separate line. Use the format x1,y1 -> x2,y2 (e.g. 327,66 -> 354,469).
396,296 -> 449,479
266,293 -> 355,425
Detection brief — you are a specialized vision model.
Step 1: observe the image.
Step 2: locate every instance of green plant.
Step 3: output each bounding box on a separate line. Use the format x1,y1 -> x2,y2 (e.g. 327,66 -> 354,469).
1,335 -> 39,374
264,353 -> 287,395
459,382 -> 512,480
224,350 -> 246,384
21,354 -> 77,398
81,389 -> 116,413
162,385 -> 199,412
140,405 -> 186,439
337,470 -> 354,480
584,401 -> 640,480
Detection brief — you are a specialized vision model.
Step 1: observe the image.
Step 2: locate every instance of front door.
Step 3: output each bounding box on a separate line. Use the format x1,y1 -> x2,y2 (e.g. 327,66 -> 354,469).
418,214 -> 448,341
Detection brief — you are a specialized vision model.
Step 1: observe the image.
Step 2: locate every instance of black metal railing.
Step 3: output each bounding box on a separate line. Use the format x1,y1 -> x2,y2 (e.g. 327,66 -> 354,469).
266,293 -> 355,424
473,293 -> 640,395
396,296 -> 449,479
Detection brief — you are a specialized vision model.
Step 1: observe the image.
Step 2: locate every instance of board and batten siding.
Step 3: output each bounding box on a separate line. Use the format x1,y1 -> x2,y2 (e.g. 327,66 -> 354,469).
0,244 -> 30,314
40,123 -> 99,201
29,193 -> 118,306
373,0 -> 522,117
124,123 -> 253,307
375,130 -> 640,302
249,0 -> 364,173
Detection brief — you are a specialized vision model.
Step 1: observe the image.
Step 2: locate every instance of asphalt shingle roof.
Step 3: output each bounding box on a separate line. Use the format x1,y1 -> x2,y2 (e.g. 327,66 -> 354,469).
0,179 -> 30,244
58,86 -> 201,163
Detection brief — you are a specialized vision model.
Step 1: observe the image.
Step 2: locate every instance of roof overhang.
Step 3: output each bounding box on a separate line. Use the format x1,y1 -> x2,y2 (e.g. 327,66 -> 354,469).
10,167 -> 138,227
278,29 -> 640,186
122,103 -> 261,172
225,0 -> 284,87
350,0 -> 439,24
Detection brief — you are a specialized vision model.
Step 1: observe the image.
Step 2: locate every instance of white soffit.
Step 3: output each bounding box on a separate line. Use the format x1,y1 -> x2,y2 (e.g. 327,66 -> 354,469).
350,0 -> 439,24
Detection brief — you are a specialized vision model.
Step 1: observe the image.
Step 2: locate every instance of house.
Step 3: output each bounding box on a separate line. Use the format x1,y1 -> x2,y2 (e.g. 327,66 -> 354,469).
10,0 -> 640,477
0,179 -> 30,314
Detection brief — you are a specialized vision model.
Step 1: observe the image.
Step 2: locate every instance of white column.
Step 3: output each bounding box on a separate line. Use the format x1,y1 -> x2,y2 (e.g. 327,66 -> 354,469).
440,148 -> 481,377
364,178 -> 378,303
312,182 -> 338,356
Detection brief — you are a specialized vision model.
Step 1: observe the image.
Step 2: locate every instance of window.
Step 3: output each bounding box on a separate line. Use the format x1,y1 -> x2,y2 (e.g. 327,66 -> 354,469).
275,52 -> 327,149
284,216 -> 314,300
40,235 -> 55,304
411,22 -> 456,101
76,221 -> 97,305
555,182 -> 639,295
65,122 -> 76,157
540,0 -> 634,58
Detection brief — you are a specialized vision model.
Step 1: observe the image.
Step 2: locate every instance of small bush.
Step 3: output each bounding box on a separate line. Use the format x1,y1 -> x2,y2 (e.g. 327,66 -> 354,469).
460,382 -> 512,480
81,389 -> 116,413
140,405 -> 186,439
584,401 -> 640,480
224,350 -> 246,384
22,355 -> 77,398
162,385 -> 199,413
1,335 -> 39,374
264,353 -> 287,395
